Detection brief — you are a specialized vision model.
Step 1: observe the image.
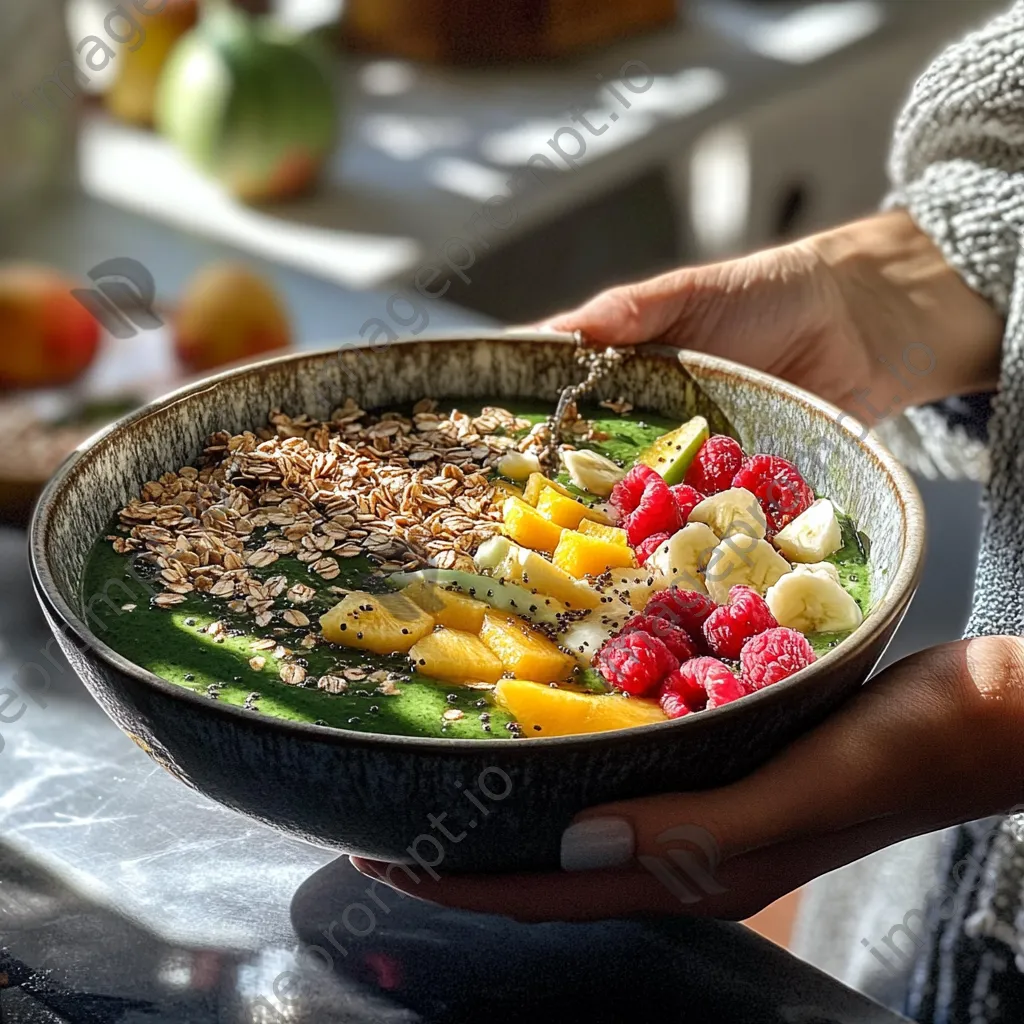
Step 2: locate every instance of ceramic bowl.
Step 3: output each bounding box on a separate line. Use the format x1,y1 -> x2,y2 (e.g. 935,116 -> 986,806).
30,333 -> 924,872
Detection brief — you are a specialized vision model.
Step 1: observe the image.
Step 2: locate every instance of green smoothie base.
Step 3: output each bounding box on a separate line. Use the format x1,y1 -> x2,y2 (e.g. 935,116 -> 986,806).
81,402 -> 871,739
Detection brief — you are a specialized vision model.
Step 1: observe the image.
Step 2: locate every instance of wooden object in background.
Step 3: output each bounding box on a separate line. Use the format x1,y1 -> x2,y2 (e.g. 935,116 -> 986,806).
342,0 -> 678,64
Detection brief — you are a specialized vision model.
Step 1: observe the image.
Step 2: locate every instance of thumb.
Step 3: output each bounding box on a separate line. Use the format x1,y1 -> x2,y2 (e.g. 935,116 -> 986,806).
541,269 -> 709,346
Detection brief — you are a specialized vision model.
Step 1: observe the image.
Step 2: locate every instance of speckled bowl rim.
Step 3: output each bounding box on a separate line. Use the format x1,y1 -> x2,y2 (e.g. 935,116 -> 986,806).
30,331 -> 925,755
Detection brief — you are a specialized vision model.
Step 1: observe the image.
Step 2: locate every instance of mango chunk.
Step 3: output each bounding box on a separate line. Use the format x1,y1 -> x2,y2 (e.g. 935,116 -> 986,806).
409,628 -> 504,685
479,612 -> 575,683
502,496 -> 564,555
523,472 -> 574,506
579,520 -> 629,546
553,529 -> 636,579
536,488 -> 612,530
496,680 -> 668,737
402,579 -> 487,633
320,591 -> 434,654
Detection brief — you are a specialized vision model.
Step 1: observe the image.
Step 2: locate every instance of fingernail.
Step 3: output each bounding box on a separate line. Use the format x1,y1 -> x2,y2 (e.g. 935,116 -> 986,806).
560,817 -> 635,871
351,856 -> 385,880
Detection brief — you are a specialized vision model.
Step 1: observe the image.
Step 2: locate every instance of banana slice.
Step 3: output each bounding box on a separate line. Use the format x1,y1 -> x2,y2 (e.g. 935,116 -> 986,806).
704,535 -> 792,604
599,566 -> 669,612
497,451 -> 542,481
560,448 -> 626,498
474,536 -> 512,572
772,498 -> 843,563
688,487 -> 767,540
560,611 -> 628,667
765,565 -> 863,634
646,523 -> 719,595
792,562 -> 842,584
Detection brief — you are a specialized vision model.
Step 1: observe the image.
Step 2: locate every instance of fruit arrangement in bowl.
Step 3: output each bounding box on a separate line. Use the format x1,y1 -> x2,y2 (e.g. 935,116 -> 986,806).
82,388 -> 870,741
31,336 -> 922,871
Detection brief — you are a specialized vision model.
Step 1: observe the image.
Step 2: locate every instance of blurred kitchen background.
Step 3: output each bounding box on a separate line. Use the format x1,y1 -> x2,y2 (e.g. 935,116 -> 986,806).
0,0 -> 1000,960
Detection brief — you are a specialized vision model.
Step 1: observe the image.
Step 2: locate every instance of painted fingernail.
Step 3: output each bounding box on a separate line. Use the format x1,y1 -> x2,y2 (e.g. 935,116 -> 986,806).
560,817 -> 635,871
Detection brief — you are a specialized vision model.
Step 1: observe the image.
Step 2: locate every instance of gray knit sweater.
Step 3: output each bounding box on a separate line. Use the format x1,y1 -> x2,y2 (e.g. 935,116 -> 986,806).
793,3 -> 1024,1020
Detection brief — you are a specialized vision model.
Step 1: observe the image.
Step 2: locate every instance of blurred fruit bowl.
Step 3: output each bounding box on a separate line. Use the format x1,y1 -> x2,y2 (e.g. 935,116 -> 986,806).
0,396 -> 136,526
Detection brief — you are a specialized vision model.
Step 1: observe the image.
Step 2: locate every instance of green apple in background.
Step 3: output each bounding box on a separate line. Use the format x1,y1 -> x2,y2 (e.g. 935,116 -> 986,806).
638,416 -> 710,485
154,3 -> 339,202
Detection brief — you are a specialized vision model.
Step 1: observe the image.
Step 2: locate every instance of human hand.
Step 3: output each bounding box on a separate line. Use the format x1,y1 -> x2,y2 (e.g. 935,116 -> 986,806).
545,210 -> 1003,427
352,637 -> 1024,922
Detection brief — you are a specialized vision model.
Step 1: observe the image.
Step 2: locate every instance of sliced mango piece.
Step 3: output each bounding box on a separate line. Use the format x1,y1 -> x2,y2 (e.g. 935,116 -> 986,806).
535,487 -> 612,530
496,680 -> 668,737
497,544 -> 601,611
479,612 -> 576,683
402,579 -> 487,633
553,529 -> 636,579
320,591 -> 434,654
502,496 -> 564,555
523,472 -> 574,506
579,519 -> 629,546
409,628 -> 504,685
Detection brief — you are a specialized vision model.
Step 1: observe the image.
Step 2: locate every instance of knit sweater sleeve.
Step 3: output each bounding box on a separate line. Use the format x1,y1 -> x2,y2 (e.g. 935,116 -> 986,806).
875,1 -> 1024,480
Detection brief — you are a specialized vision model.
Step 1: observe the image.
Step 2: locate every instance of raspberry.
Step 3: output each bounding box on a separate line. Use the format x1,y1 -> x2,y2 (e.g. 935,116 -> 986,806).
669,484 -> 705,524
702,585 -> 777,660
635,531 -> 672,565
704,665 -> 752,710
685,435 -> 744,495
740,627 -> 816,690
594,631 -> 678,697
610,463 -> 661,517
619,614 -> 696,662
659,688 -> 692,719
644,587 -> 717,642
662,663 -> 710,712
732,454 -> 813,537
623,477 -> 681,547
670,657 -> 748,712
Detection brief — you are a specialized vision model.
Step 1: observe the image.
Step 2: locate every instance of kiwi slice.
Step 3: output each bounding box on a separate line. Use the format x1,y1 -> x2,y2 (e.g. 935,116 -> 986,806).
637,416 -> 709,485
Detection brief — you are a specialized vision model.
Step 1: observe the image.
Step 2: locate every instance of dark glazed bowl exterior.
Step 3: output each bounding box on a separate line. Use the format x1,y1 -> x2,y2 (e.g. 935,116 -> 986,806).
30,333 -> 924,872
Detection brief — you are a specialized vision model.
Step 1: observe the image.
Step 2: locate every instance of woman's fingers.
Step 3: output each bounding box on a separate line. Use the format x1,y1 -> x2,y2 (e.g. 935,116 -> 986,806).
543,268 -> 716,346
349,813 -> 952,923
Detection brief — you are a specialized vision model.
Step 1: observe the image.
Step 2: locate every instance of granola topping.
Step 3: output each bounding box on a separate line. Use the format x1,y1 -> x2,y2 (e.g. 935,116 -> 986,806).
114,403 -> 533,625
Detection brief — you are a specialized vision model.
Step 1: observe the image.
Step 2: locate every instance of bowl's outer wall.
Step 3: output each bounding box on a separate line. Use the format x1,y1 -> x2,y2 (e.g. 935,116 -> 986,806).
35,339 -> 917,871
